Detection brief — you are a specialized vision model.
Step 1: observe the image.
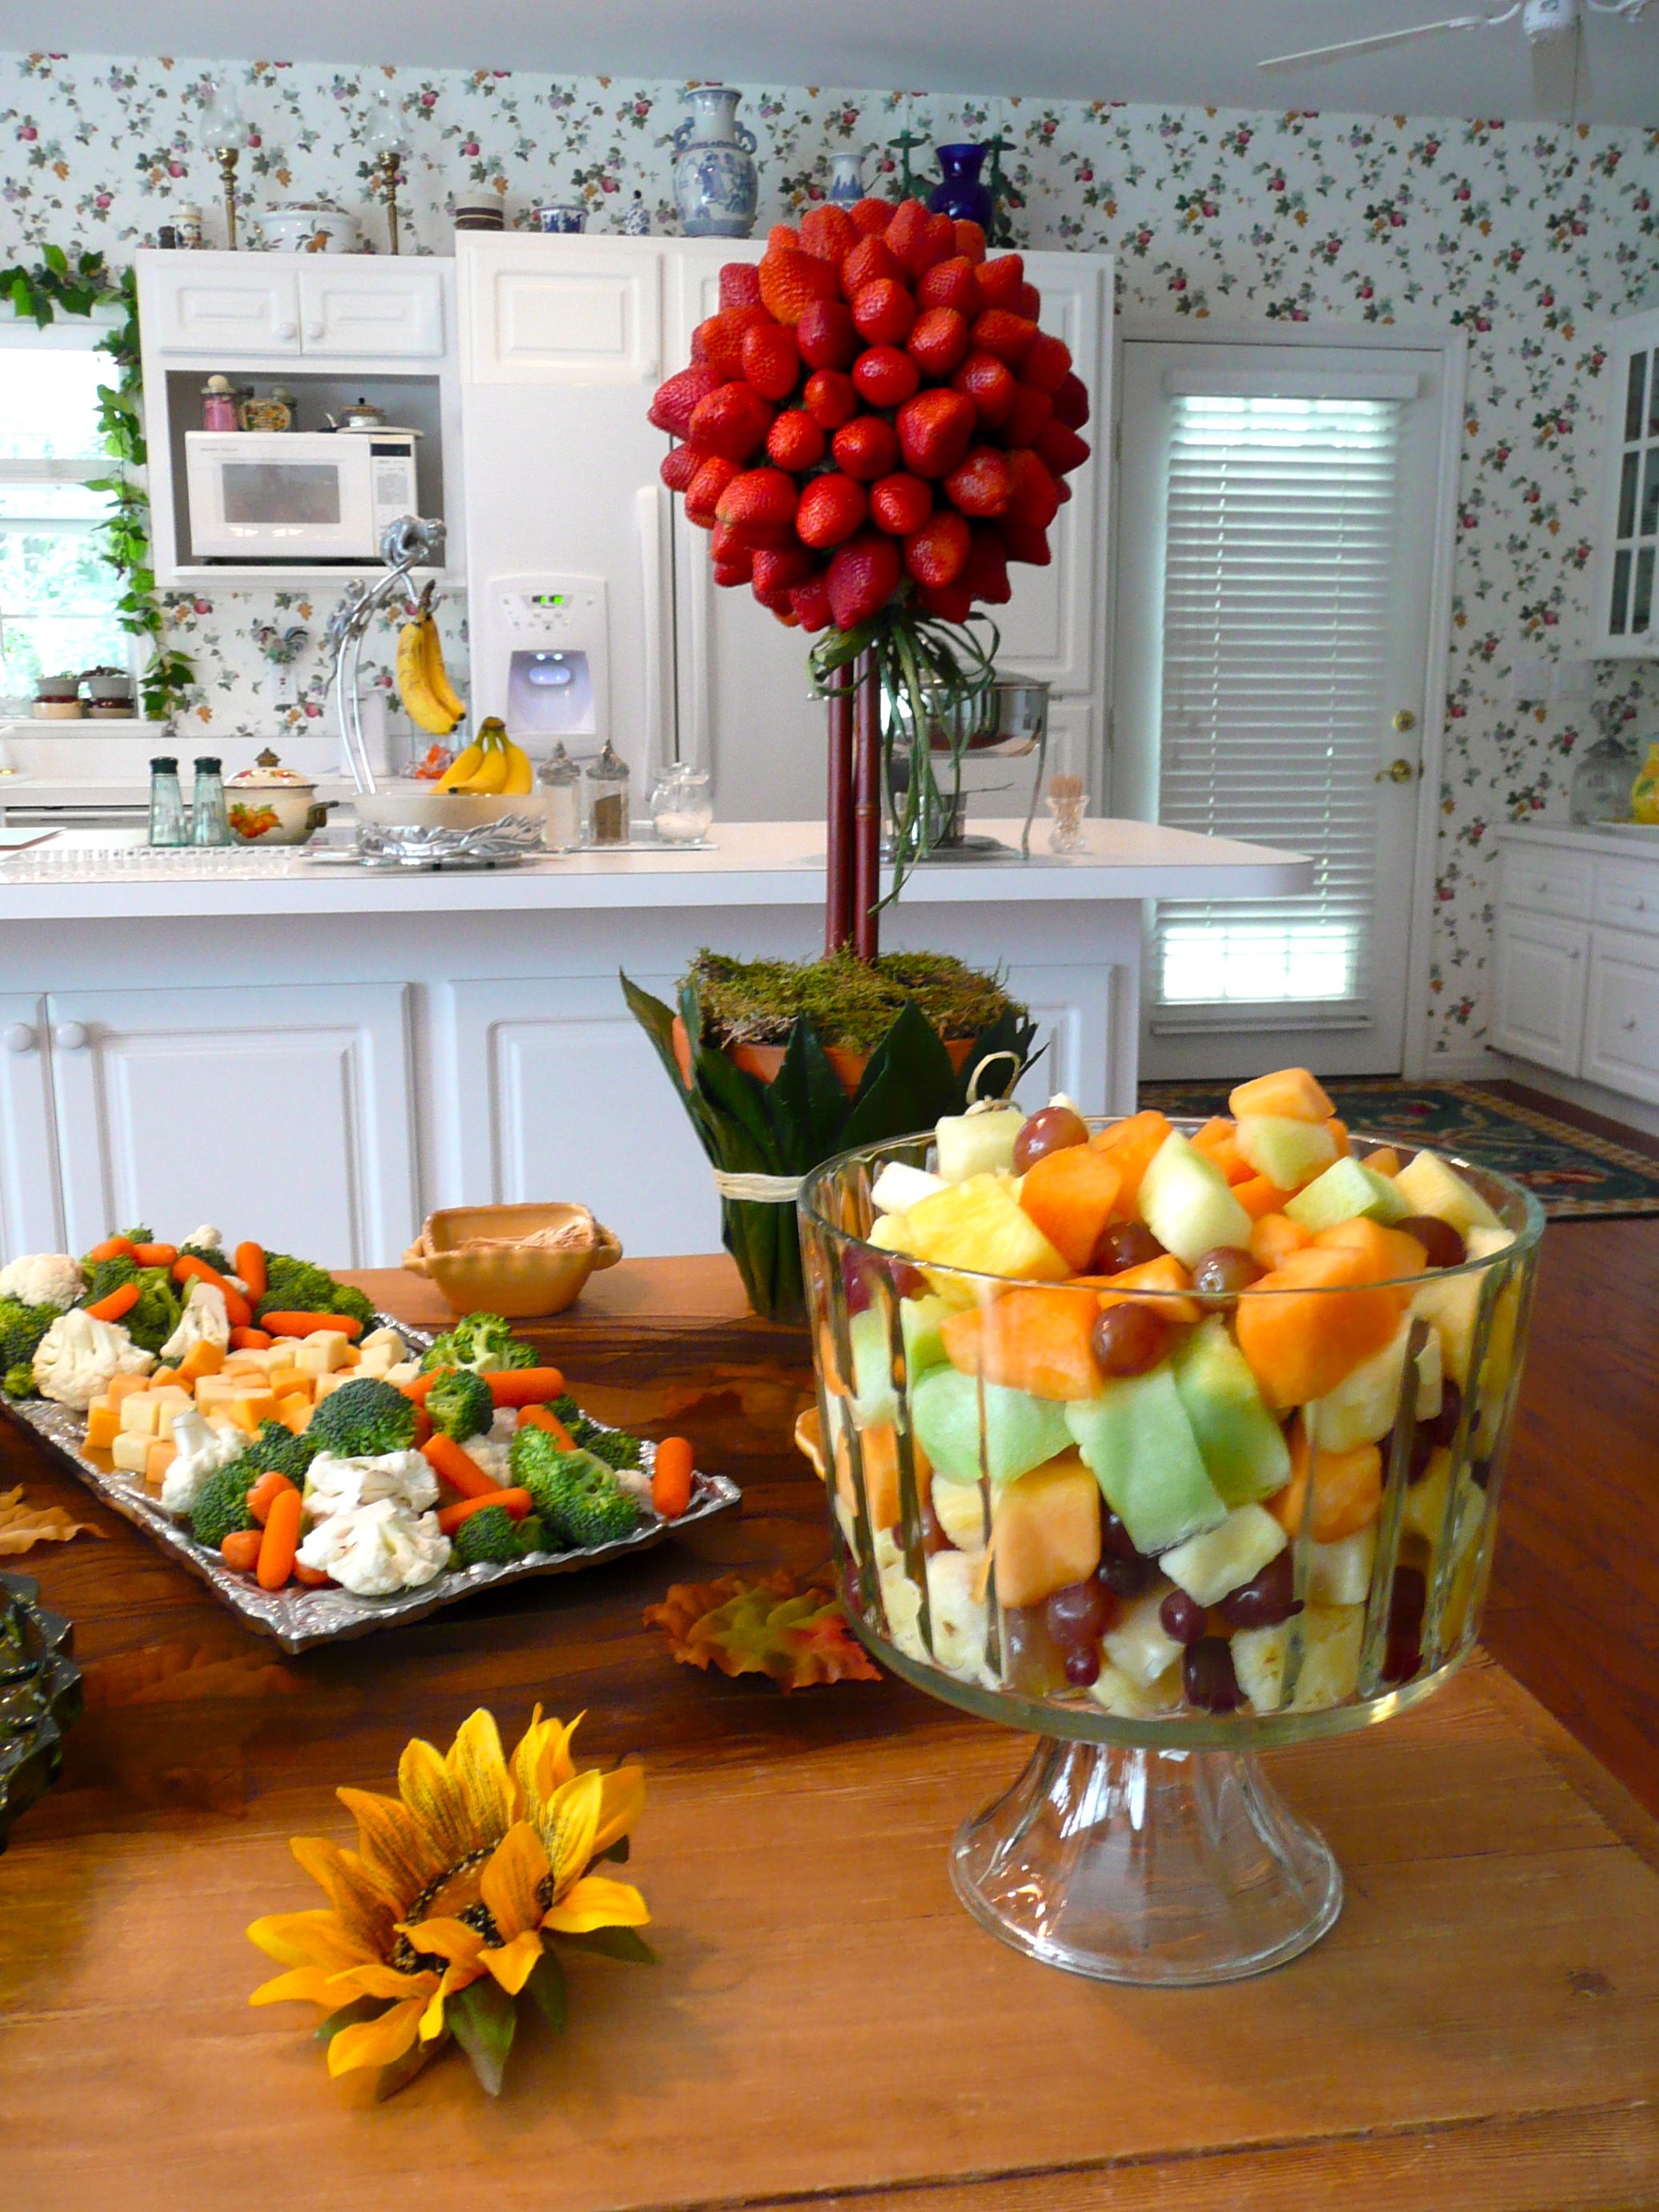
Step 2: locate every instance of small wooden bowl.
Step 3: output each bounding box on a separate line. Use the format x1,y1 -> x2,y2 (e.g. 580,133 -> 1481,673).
402,1202 -> 622,1319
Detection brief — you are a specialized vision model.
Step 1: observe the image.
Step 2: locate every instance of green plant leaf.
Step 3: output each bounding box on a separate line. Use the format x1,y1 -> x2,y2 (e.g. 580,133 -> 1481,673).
313,1994 -> 387,2046
552,1925 -> 659,1966
840,999 -> 961,1150
374,2028 -> 448,2100
525,1948 -> 568,2033
446,1974 -> 517,2097
763,1014 -> 849,1171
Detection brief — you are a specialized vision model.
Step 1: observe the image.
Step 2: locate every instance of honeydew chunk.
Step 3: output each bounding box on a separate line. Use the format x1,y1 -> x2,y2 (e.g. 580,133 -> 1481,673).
1306,1525 -> 1376,1606
1091,1658 -> 1184,1719
872,1160 -> 946,1214
1137,1132 -> 1253,1268
110,1430 -> 153,1476
900,1173 -> 1071,1280
900,1292 -> 954,1376
1171,1316 -> 1292,1506
1409,1224 -> 1517,1388
1309,1315 -> 1443,1453
912,1365 -> 1072,1489
934,1107 -> 1023,1184
1285,1156 -> 1409,1233
1160,1504 -> 1287,1609
1392,1148 -> 1501,1235
1234,1114 -> 1339,1192
929,1475 -> 988,1553
1065,1367 -> 1227,1556
1232,1604 -> 1364,1714
847,1305 -> 899,1423
119,1392 -> 162,1437
1102,1585 -> 1184,1689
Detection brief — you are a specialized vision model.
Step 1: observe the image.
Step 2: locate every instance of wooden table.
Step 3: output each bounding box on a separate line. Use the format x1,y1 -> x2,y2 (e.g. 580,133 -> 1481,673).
2,1258 -> 1658,2212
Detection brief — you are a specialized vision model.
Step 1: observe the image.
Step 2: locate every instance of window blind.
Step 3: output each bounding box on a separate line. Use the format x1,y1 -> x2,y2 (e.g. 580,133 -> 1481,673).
1150,393 -> 1403,1032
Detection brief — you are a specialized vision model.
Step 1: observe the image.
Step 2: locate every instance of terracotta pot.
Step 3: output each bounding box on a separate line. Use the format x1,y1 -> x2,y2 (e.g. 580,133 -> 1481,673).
671,1012 -> 975,1098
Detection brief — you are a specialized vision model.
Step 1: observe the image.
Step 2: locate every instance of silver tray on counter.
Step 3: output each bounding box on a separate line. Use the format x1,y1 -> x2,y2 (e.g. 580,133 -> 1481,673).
0,1316 -> 740,1654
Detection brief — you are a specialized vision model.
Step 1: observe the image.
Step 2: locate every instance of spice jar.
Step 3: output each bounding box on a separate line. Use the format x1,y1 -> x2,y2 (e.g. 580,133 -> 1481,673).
583,742 -> 631,846
536,742 -> 582,849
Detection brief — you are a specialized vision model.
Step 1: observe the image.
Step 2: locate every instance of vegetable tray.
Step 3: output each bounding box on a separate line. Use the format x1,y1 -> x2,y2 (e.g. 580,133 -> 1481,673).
0,1318 -> 740,1655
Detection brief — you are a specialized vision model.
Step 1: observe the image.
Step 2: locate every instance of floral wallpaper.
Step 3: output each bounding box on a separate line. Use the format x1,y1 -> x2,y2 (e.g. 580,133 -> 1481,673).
2,50 -> 1657,1059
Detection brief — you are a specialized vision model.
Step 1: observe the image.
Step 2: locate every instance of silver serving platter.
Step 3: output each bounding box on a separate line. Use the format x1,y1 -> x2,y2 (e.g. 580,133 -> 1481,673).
0,1316 -> 740,1655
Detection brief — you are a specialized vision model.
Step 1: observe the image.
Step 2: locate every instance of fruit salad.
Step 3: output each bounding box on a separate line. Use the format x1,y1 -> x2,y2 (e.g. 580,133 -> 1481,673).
799,1067 -> 1542,1730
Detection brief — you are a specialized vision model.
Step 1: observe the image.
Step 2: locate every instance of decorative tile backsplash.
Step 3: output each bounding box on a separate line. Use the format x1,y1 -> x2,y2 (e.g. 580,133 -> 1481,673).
2,50 -> 1657,1057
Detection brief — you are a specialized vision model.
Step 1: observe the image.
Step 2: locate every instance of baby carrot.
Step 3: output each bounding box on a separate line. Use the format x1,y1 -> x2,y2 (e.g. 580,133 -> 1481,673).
246,1469 -> 298,1526
516,1403 -> 576,1449
230,1325 -> 273,1350
399,1370 -> 442,1403
256,1485 -> 304,1590
258,1311 -> 363,1341
651,1435 -> 695,1520
235,1241 -> 268,1304
421,1432 -> 501,1501
484,1367 -> 565,1409
83,1281 -> 140,1324
130,1242 -> 178,1269
88,1235 -> 137,1264
438,1487 -> 532,1536
220,1529 -> 263,1573
292,1561 -> 332,1589
172,1255 -> 253,1328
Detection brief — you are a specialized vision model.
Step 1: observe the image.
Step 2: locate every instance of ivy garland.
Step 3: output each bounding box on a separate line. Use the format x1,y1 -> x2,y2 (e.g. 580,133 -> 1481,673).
0,246 -> 194,725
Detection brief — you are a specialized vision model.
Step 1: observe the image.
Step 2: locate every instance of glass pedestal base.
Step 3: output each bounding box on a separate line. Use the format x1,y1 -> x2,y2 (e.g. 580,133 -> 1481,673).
950,1737 -> 1343,1986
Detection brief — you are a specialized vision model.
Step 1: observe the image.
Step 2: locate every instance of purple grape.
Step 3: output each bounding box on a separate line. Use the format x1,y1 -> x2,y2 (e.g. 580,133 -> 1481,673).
1471,1456 -> 1495,1492
1217,1550 -> 1301,1630
1159,1589 -> 1208,1646
1427,1376 -> 1464,1448
1091,1302 -> 1174,1377
1099,1502 -> 1142,1561
1184,1637 -> 1244,1713
1099,1552 -> 1155,1599
1190,1245 -> 1264,1302
1395,1422 -> 1436,1485
1382,1566 -> 1427,1682
1092,1220 -> 1165,1276
1012,1104 -> 1091,1172
917,1492 -> 952,1557
1064,1645 -> 1103,1687
1045,1577 -> 1115,1648
1397,1214 -> 1467,1270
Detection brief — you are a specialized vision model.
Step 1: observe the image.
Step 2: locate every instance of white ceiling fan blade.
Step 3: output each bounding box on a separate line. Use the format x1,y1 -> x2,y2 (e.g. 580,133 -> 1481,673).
1531,18 -> 1582,112
1257,15 -> 1493,70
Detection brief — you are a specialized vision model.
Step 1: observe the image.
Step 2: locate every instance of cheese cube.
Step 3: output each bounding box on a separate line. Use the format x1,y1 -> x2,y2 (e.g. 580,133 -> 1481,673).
312,1370 -> 353,1402
84,1401 -> 120,1453
107,1372 -> 152,1406
356,1343 -> 395,1377
110,1430 -> 153,1475
145,1438 -> 178,1492
275,1392 -> 314,1435
295,1334 -> 354,1376
150,1385 -> 193,1428
119,1393 -> 162,1438
226,1388 -> 279,1434
267,1367 -> 311,1401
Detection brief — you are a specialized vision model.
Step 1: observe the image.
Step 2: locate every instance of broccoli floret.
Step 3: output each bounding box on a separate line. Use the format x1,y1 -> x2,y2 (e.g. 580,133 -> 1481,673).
307,1376 -> 418,1459
508,1430 -> 639,1549
548,1393 -> 582,1426
0,1298 -> 61,1376
238,1420 -> 320,1486
190,1458 -> 254,1548
515,1513 -> 548,1557
426,1366 -> 495,1443
178,1240 -> 233,1276
254,1254 -> 374,1332
420,1312 -> 538,1376
118,1224 -> 153,1244
578,1425 -> 644,1472
123,1268 -> 183,1356
451,1505 -> 523,1567
3,1363 -> 37,1399
82,1252 -> 138,1305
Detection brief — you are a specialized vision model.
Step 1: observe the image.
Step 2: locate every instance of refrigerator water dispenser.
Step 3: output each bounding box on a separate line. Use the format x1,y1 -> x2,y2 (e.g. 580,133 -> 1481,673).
492,575 -> 609,747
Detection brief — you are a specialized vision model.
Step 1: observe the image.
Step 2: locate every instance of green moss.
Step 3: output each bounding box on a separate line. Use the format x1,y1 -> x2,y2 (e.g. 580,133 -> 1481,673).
687,948 -> 1020,1052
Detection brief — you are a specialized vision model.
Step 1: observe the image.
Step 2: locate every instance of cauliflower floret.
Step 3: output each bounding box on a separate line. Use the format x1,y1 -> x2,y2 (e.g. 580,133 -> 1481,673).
462,1436 -> 513,1487
160,1280 -> 230,1364
33,1308 -> 153,1409
186,1224 -> 222,1253
159,1407 -> 246,1518
0,1252 -> 83,1310
295,1497 -> 450,1597
303,1448 -> 439,1521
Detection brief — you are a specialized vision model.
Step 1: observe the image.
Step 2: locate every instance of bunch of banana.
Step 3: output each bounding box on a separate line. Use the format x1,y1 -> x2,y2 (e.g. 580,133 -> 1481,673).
396,607 -> 466,737
435,715 -> 535,795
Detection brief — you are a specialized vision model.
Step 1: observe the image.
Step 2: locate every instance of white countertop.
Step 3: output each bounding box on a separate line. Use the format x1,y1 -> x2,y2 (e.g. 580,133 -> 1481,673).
0,818 -> 1310,923
1496,822 -> 1659,860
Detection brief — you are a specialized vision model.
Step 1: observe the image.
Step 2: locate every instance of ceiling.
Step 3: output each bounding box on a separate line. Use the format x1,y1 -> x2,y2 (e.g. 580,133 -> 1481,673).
5,0 -> 1659,126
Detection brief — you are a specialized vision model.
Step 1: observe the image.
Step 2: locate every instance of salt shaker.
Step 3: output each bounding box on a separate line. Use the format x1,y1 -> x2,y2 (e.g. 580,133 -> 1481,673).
147,757 -> 187,847
190,757 -> 230,846
536,742 -> 582,849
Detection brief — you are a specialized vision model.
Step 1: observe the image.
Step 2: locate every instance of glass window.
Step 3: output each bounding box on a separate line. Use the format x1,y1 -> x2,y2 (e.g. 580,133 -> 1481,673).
1634,546 -> 1655,635
1628,349 -> 1649,443
1611,548 -> 1632,635
1620,448 -> 1640,540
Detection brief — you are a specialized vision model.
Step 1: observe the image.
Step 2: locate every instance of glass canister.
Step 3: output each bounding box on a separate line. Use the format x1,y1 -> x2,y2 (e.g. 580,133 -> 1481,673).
147,757 -> 187,847
537,742 -> 583,849
1569,732 -> 1640,825
584,741 -> 631,845
190,757 -> 230,846
202,375 -> 240,432
650,763 -> 713,844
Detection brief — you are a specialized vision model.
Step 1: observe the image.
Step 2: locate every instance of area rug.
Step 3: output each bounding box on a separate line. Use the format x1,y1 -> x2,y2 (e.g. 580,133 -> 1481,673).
1138,1080 -> 1659,1221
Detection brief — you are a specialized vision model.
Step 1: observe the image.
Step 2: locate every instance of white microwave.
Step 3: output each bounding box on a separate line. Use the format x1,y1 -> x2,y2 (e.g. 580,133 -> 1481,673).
183,430 -> 419,562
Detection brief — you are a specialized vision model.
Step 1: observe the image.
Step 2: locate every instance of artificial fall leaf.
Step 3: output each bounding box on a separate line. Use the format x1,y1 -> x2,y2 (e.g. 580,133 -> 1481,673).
644,1564 -> 880,1691
82,1639 -> 300,1710
0,1483 -> 103,1556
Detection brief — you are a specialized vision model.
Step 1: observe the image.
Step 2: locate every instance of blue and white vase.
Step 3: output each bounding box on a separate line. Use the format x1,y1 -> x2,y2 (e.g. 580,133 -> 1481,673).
827,151 -> 864,207
930,143 -> 995,230
671,86 -> 759,239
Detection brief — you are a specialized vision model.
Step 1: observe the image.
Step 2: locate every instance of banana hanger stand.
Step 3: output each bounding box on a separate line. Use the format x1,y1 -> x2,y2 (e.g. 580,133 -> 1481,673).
624,618 -> 1036,1325
323,515 -> 447,794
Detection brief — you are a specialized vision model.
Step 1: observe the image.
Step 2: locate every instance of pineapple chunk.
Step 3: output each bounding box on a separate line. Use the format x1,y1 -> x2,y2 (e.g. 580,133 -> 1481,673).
1232,1605 -> 1364,1714
1160,1505 -> 1286,1609
1393,1148 -> 1501,1235
1103,1585 -> 1184,1688
1091,1658 -> 1184,1719
900,1173 -> 1069,1281
934,1107 -> 1022,1184
1306,1525 -> 1376,1606
1310,1315 -> 1442,1452
924,1549 -> 991,1680
930,1477 -> 988,1554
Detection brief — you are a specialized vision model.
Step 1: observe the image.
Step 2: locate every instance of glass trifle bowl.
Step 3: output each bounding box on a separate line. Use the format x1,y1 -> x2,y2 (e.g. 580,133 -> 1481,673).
798,1092 -> 1545,1986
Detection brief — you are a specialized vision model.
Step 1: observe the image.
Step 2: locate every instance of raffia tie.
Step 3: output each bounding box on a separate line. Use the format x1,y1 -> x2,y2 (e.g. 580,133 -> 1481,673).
710,1168 -> 805,1203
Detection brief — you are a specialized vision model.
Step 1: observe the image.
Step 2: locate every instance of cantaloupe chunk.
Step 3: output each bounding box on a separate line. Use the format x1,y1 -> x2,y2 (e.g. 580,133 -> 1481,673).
1190,1116 -> 1251,1184
1093,1254 -> 1202,1326
832,1417 -> 932,1533
1248,1213 -> 1311,1270
1269,1421 -> 1383,1541
941,1287 -> 1104,1402
1227,1068 -> 1336,1124
1234,1244 -> 1409,1409
1233,1172 -> 1296,1223
1088,1109 -> 1173,1208
1360,1146 -> 1403,1178
993,1450 -> 1103,1607
1017,1144 -> 1122,1273
145,1437 -> 178,1491
175,1338 -> 225,1384
84,1401 -> 120,1452
1313,1216 -> 1430,1283
107,1372 -> 151,1406
1326,1116 -> 1351,1158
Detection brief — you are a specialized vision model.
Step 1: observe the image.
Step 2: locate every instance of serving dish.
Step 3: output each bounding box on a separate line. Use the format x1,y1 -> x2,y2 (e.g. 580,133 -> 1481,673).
403,1203 -> 623,1318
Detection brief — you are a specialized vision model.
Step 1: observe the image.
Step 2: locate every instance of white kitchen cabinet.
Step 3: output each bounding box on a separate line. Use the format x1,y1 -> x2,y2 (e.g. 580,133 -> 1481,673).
45,983 -> 417,1264
1585,925 -> 1659,1105
297,258 -> 444,359
460,236 -> 662,386
1586,305 -> 1659,655
141,253 -> 303,357
1491,907 -> 1587,1073
0,995 -> 63,1254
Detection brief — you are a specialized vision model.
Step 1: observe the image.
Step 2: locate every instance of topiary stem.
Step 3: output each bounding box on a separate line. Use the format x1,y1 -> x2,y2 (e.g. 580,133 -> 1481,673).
852,646 -> 881,962
825,660 -> 854,955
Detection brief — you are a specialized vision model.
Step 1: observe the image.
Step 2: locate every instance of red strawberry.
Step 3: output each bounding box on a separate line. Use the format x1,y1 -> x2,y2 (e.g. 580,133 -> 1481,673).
908,306 -> 971,380
853,344 -> 920,408
799,203 -> 857,264
742,321 -> 801,402
916,580 -> 976,623
790,576 -> 834,631
827,531 -> 903,627
685,454 -> 739,525
753,544 -> 817,595
1024,331 -> 1072,395
649,363 -> 723,437
1007,448 -> 1060,530
1036,419 -> 1092,476
767,409 -> 828,471
797,299 -> 858,370
803,368 -> 859,430
952,219 -> 988,264
1054,371 -> 1092,431
869,471 -> 933,535
903,510 -> 971,588
692,305 -> 770,379
972,308 -> 1039,368
887,198 -> 948,277
1005,383 -> 1054,448
976,253 -> 1025,308
952,352 -> 1017,429
944,446 -> 1013,519
659,443 -> 703,493
711,519 -> 750,565
917,256 -> 982,316
851,196 -> 894,235
759,247 -> 840,326
712,556 -> 753,587
832,415 -> 901,480
715,466 -> 799,547
897,388 -> 977,479
841,234 -> 903,296
687,381 -> 774,463
852,278 -> 916,347
719,262 -> 763,309
797,471 -> 869,549
961,524 -> 1012,605
1014,282 -> 1044,319
998,515 -> 1052,566
767,223 -> 800,253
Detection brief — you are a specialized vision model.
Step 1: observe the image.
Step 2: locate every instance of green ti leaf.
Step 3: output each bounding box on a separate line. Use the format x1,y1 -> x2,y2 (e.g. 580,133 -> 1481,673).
551,1925 -> 659,1966
524,1947 -> 568,2033
446,1973 -> 518,2097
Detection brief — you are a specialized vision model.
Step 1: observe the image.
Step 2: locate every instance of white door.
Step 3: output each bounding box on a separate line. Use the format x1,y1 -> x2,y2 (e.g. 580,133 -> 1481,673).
298,259 -> 446,359
1491,912 -> 1588,1074
0,996 -> 62,1253
46,983 -> 416,1264
137,251 -> 302,356
1116,342 -> 1452,1077
1586,305 -> 1659,657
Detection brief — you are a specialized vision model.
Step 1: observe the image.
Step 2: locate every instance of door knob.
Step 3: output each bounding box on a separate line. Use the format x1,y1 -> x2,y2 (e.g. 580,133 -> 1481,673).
1375,758 -> 1417,784
53,1021 -> 89,1051
1392,709 -> 1418,732
2,1024 -> 34,1054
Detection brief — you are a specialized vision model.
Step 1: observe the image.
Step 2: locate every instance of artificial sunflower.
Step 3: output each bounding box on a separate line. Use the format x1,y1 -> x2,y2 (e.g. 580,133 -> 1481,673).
249,1707 -> 652,2096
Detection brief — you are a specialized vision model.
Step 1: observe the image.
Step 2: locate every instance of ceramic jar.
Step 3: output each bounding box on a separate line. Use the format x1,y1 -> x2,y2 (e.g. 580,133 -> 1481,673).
827,152 -> 865,207
258,203 -> 360,253
930,143 -> 995,228
672,86 -> 759,238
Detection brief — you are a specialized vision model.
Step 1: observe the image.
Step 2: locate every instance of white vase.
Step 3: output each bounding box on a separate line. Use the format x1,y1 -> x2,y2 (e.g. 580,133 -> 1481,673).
827,151 -> 865,207
672,86 -> 759,239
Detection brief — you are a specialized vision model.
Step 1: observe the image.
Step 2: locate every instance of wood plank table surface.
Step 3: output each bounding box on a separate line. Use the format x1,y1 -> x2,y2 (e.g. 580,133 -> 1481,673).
2,1256 -> 1658,2212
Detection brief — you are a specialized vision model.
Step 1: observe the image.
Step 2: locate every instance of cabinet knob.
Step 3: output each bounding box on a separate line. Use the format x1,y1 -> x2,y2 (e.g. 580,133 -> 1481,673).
2,1023 -> 34,1054
1568,947 -> 1582,962
274,319 -> 299,340
1637,896 -> 1649,912
304,320 -> 324,340
53,1021 -> 89,1051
